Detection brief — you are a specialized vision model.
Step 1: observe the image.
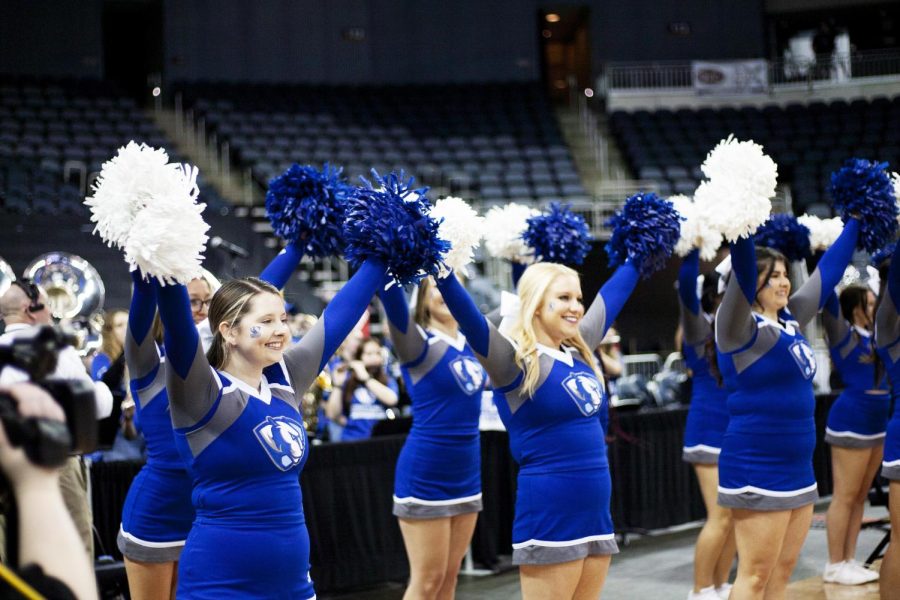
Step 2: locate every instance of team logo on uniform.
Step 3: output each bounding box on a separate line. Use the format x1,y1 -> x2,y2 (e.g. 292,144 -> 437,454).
253,416 -> 306,471
788,340 -> 817,380
561,372 -> 605,417
449,356 -> 486,395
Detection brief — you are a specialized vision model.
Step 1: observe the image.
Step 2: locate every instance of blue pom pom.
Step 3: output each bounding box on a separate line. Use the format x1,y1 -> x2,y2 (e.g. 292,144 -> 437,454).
265,163 -> 351,257
342,170 -> 450,285
871,244 -> 893,267
522,202 -> 592,265
829,158 -> 898,253
605,192 -> 681,278
754,214 -> 811,262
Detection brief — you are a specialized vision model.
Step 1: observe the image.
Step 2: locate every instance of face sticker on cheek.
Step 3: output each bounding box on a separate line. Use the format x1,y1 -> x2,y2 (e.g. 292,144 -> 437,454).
548,302 -> 556,311
249,325 -> 262,338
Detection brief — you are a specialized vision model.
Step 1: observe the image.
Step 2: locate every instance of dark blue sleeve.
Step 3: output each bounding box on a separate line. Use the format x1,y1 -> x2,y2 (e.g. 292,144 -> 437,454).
677,249 -> 700,315
154,281 -> 199,380
731,235 -> 758,305
598,261 -> 641,333
379,282 -> 410,335
812,218 -> 860,309
824,290 -> 840,318
511,262 -> 527,288
435,274 -> 490,356
258,243 -> 304,290
129,270 -> 157,345
890,240 -> 900,310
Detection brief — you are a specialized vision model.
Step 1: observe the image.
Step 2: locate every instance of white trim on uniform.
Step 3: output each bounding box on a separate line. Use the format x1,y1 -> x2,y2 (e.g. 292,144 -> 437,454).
718,481 -> 818,497
392,492 -> 482,506
683,444 -> 722,455
119,526 -> 186,548
219,370 -> 273,404
825,427 -> 886,440
512,533 -> 615,549
536,344 -> 575,367
426,327 -> 467,352
883,458 -> 900,467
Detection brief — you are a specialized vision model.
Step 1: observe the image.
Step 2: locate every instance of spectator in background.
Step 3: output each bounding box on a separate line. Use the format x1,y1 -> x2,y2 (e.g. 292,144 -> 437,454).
813,21 -> 836,80
596,326 -> 624,397
92,309 -> 129,447
327,337 -> 399,441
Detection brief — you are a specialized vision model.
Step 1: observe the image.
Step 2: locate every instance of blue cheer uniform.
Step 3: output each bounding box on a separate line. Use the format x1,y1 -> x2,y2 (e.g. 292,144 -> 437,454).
876,240 -> 900,480
715,221 -> 859,510
340,377 -> 400,441
436,263 -> 640,565
678,250 -> 729,464
380,284 -> 486,518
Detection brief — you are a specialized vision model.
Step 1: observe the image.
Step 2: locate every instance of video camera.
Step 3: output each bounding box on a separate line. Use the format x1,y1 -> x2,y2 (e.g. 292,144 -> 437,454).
0,325 -> 97,467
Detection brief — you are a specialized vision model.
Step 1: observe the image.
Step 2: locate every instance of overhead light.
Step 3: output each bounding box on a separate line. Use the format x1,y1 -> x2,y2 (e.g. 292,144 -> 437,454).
152,87 -> 161,97
584,88 -> 594,98
545,13 -> 560,23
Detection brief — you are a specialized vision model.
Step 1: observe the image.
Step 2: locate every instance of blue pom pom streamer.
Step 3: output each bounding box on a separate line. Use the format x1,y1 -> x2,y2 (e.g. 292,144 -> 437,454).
265,163 -> 351,257
522,202 -> 592,265
871,244 -> 893,267
605,192 -> 681,278
754,213 -> 811,262
343,170 -> 450,285
829,158 -> 898,253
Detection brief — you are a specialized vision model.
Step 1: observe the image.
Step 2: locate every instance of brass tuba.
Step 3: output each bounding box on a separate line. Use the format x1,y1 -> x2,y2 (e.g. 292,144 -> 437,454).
0,257 -> 15,298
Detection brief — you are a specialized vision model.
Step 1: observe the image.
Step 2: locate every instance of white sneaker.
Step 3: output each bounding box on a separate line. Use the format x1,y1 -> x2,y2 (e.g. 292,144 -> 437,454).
715,583 -> 732,599
823,561 -> 845,583
688,586 -> 721,600
825,561 -> 874,585
845,560 -> 879,583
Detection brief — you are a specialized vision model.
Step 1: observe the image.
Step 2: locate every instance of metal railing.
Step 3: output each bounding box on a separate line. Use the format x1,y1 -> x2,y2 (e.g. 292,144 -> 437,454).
606,48 -> 900,91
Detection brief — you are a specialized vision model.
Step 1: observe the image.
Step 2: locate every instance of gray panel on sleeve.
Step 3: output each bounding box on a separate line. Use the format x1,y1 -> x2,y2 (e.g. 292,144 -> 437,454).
731,326 -> 779,375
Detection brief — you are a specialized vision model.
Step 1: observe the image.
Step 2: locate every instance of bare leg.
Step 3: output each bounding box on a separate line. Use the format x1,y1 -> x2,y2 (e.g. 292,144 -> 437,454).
730,508 -> 791,600
520,558 -> 585,600
826,446 -> 874,563
843,446 -> 883,561
572,554 -> 611,600
435,512 -> 478,600
880,481 -> 900,600
399,517 -> 451,599
123,558 -> 178,600
763,504 -> 813,600
693,464 -> 734,591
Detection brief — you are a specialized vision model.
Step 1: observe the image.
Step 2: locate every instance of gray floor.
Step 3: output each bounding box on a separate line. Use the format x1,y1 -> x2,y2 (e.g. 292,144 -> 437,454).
323,500 -> 890,599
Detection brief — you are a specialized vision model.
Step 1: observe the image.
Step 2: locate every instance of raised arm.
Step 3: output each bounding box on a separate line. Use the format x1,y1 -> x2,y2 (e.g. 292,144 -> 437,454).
258,243 -> 304,289
579,261 -> 640,350
715,235 -> 758,353
876,241 -> 900,349
435,274 -> 520,388
155,280 -> 219,428
788,218 -> 859,326
821,290 -> 851,349
282,259 -> 385,396
677,250 -> 711,346
124,270 -> 160,381
377,282 -> 427,365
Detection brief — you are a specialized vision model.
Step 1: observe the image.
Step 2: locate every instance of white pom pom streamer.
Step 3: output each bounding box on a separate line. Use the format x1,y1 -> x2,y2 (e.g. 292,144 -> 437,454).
798,214 -> 843,252
86,141 -> 176,248
892,172 -> 900,223
693,178 -> 771,243
670,194 -> 722,262
430,196 -> 485,278
483,202 -> 538,263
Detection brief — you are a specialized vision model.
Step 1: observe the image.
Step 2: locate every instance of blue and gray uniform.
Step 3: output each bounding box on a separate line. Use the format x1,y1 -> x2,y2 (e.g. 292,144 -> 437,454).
715,220 -> 859,510
822,291 -> 890,448
875,241 -> 900,480
380,283 -> 486,519
116,245 -> 305,562
436,263 -> 639,565
679,250 -> 729,464
340,377 -> 400,441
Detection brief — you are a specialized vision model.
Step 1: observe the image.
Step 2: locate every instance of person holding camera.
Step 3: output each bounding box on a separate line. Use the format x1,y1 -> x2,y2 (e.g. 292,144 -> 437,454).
0,382 -> 97,600
0,280 -> 114,560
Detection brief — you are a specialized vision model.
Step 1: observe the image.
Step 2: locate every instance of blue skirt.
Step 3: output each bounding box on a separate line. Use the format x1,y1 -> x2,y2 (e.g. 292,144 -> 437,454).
683,385 -> 729,464
882,407 -> 900,480
117,464 -> 194,562
826,390 -> 890,448
511,468 -> 619,565
393,432 -> 482,519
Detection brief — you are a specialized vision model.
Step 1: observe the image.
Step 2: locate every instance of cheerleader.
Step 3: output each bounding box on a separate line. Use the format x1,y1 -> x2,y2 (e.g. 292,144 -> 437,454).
118,244 -> 304,600
379,276 -> 486,599
822,282 -> 886,585
435,260 -> 640,599
679,249 -> 735,600
874,241 -> 900,599
715,218 -> 859,599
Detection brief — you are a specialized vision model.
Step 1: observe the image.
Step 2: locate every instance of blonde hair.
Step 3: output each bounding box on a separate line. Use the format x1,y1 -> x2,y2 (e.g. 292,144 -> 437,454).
510,263 -> 604,397
413,277 -> 436,328
100,309 -> 128,360
206,277 -> 281,369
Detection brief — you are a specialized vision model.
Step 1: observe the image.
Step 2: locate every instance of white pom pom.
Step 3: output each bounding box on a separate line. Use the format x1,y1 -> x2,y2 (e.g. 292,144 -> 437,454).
483,202 -> 538,262
892,172 -> 900,223
85,142 -> 177,248
430,196 -> 485,278
798,214 -> 843,251
693,178 -> 771,243
701,135 -> 778,201
670,194 -> 722,262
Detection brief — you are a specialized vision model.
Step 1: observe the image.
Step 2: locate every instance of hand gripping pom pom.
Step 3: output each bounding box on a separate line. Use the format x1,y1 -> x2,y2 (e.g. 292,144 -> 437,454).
482,203 -> 539,263
670,194 -> 722,262
754,214 -> 811,262
265,163 -> 351,258
342,170 -> 450,285
605,192 -> 681,278
522,202 -> 592,265
798,214 -> 843,252
829,158 -> 899,253
871,244 -> 894,267
430,196 -> 485,277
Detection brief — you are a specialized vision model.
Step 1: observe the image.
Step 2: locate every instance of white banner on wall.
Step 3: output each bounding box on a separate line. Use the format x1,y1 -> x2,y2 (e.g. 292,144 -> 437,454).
691,60 -> 769,95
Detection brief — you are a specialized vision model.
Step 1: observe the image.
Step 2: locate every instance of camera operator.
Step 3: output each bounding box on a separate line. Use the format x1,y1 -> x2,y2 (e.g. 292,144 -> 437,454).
0,282 -> 113,560
0,382 -> 97,600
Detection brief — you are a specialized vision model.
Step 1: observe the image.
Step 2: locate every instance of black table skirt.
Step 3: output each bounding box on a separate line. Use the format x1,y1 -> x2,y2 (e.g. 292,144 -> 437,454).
91,395 -> 838,593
